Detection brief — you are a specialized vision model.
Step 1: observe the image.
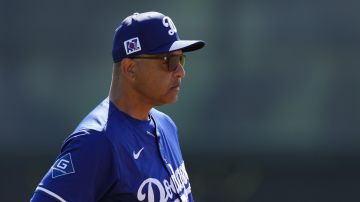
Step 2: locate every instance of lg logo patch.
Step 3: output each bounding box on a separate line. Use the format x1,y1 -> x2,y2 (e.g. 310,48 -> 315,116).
51,153 -> 75,178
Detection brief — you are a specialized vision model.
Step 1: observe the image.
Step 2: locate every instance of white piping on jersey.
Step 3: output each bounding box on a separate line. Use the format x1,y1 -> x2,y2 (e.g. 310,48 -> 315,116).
64,132 -> 89,143
36,186 -> 66,202
146,131 -> 156,137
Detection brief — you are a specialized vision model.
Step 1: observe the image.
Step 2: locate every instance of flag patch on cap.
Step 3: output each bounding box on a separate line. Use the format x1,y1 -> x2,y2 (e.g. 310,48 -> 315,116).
51,153 -> 75,178
124,37 -> 141,55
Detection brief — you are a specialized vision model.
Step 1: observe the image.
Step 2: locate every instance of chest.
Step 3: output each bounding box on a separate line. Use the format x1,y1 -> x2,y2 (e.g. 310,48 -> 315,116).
105,126 -> 192,202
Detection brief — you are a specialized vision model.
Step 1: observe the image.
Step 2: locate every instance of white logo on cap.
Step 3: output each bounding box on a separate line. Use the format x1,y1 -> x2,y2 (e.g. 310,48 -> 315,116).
162,16 -> 177,36
124,37 -> 142,55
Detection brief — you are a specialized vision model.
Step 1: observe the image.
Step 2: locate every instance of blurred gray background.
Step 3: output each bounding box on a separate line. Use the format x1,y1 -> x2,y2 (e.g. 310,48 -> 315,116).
1,0 -> 360,201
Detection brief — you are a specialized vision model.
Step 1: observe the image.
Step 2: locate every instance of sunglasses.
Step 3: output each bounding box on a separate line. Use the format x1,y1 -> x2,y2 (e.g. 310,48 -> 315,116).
133,54 -> 186,72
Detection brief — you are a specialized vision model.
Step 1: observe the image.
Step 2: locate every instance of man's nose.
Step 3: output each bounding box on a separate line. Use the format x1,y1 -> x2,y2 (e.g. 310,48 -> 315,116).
174,63 -> 185,78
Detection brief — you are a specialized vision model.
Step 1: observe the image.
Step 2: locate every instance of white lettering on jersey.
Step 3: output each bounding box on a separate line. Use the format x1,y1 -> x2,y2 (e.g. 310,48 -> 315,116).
137,162 -> 191,202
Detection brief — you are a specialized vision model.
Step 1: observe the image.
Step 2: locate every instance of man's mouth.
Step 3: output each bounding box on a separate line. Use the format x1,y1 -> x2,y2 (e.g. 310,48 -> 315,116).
170,83 -> 181,91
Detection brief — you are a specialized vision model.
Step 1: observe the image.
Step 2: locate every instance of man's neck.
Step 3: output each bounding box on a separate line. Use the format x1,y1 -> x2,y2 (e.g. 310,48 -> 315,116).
109,90 -> 153,121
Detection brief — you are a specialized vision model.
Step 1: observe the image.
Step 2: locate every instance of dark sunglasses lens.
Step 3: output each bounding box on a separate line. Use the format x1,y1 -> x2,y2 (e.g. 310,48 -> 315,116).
168,55 -> 185,71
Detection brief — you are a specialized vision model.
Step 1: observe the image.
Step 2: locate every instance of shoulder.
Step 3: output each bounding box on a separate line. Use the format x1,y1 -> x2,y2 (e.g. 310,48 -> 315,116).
150,108 -> 179,137
150,108 -> 174,123
73,98 -> 110,133
62,98 -> 114,154
61,130 -> 113,159
150,108 -> 176,127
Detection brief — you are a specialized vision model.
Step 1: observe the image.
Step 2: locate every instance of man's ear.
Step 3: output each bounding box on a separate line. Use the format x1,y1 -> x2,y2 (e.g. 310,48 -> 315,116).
120,58 -> 136,80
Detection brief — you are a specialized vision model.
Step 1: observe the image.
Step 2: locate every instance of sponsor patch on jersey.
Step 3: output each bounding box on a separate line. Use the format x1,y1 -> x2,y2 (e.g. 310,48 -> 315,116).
124,37 -> 142,55
51,153 -> 75,178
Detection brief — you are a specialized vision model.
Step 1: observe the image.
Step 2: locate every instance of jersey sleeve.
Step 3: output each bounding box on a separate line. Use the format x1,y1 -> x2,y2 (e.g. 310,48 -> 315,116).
31,131 -> 117,202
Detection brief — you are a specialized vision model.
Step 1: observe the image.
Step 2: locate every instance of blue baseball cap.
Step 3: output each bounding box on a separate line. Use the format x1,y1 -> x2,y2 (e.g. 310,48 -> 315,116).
112,11 -> 205,63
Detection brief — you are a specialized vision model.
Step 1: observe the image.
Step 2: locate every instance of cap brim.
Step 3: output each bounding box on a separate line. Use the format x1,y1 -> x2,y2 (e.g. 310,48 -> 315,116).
169,40 -> 205,52
146,40 -> 205,55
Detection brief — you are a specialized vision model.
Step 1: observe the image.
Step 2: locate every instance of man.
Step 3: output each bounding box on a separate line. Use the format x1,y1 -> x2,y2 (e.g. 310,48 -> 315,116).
31,11 -> 205,202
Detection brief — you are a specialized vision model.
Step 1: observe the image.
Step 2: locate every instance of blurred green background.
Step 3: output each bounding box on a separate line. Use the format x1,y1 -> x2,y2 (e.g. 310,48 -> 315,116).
1,0 -> 360,201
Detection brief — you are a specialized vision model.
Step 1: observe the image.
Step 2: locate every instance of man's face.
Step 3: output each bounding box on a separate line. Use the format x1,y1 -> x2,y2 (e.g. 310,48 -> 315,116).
132,50 -> 186,106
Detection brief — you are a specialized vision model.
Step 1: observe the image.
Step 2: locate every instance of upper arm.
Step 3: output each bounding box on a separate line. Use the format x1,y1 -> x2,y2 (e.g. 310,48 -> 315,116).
31,132 -> 116,202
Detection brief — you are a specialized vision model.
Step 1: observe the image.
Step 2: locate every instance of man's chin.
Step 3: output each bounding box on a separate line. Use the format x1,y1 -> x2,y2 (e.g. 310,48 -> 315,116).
155,96 -> 178,107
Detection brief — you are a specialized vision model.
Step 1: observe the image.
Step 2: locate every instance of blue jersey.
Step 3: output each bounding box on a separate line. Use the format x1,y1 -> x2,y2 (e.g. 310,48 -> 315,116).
31,98 -> 193,202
